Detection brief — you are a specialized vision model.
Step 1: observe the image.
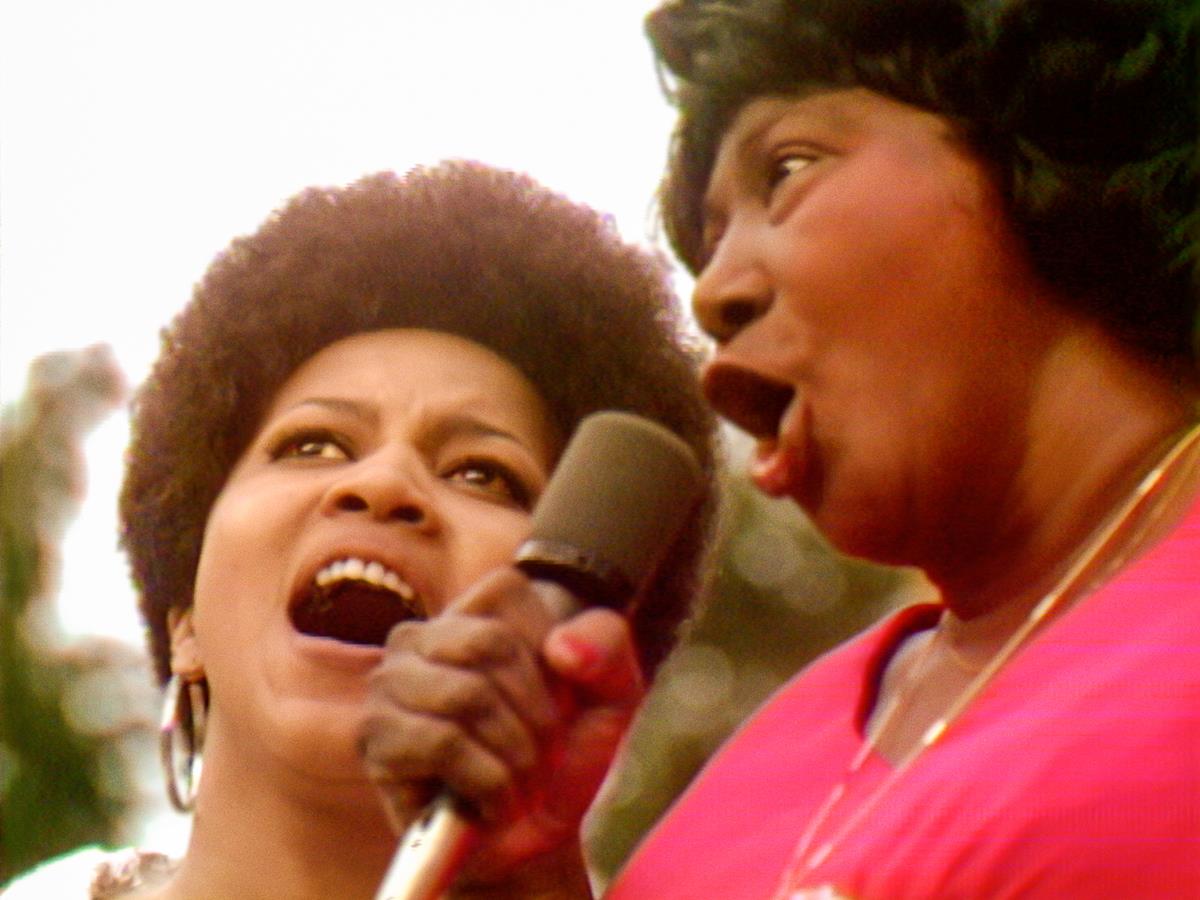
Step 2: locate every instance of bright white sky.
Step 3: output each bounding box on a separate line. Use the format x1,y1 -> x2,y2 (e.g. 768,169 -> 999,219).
1,1 -> 692,645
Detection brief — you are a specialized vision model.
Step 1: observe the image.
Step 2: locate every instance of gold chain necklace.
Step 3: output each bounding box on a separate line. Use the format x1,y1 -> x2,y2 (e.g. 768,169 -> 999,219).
772,419 -> 1200,899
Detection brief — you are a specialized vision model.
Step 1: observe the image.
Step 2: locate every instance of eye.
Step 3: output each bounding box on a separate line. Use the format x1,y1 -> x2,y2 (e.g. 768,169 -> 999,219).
444,458 -> 533,509
269,429 -> 352,462
767,148 -> 819,191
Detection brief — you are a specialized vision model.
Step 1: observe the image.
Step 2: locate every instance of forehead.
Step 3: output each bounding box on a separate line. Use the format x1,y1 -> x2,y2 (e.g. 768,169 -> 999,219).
705,88 -> 957,206
724,89 -> 869,148
269,329 -> 555,432
285,329 -> 520,379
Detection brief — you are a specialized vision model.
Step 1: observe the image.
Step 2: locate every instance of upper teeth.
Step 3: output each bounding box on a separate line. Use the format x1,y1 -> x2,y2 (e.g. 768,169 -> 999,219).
314,557 -> 415,601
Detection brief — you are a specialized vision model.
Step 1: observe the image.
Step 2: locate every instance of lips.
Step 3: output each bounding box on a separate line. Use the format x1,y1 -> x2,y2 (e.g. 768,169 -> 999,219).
750,439 -> 807,497
702,359 -> 813,499
290,556 -> 424,647
701,363 -> 794,441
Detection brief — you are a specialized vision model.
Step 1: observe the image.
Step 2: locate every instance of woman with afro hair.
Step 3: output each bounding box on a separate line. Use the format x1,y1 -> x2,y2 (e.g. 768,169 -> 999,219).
3,161 -> 717,898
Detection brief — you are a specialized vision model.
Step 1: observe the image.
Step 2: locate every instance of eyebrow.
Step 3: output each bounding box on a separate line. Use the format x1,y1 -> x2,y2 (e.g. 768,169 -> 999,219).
286,396 -> 377,423
284,398 -> 530,448
703,89 -> 859,217
423,413 -> 529,448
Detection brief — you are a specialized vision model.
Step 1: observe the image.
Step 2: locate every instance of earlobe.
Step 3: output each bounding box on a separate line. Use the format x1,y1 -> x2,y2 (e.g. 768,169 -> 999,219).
168,607 -> 205,680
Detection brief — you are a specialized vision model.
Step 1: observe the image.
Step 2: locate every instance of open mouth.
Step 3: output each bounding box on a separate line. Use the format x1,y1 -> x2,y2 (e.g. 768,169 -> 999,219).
291,557 -> 423,646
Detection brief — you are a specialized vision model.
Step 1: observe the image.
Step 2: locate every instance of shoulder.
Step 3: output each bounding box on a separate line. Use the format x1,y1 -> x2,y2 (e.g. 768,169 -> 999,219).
3,846 -> 176,899
751,602 -> 941,723
673,603 -> 939,786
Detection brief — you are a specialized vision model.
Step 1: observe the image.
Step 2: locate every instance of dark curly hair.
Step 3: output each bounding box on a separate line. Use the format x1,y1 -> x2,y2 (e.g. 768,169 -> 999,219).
120,161 -> 717,685
646,0 -> 1200,368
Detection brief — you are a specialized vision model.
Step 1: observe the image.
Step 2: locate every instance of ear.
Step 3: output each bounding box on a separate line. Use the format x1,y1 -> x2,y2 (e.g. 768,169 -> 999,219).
167,607 -> 205,680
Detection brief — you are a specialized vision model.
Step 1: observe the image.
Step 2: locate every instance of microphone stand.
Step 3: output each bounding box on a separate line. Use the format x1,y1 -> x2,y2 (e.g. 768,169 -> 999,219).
375,794 -> 477,900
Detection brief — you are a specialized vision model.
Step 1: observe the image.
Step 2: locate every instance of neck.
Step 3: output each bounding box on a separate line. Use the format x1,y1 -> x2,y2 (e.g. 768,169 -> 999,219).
924,324 -> 1199,660
161,735 -> 398,900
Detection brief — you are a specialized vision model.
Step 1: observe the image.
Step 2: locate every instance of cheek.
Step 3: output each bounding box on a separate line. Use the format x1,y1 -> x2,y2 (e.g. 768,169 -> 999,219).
814,153 -> 995,296
772,211 -> 937,349
440,502 -> 534,597
189,520 -> 250,646
794,211 -> 1007,385
190,487 -> 286,625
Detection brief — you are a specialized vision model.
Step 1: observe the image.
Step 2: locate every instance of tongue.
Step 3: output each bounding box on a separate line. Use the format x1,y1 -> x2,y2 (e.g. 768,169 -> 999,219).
293,582 -> 415,646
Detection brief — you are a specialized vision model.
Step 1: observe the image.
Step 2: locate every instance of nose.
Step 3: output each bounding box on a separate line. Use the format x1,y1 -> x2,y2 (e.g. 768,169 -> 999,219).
691,223 -> 772,345
321,452 -> 437,530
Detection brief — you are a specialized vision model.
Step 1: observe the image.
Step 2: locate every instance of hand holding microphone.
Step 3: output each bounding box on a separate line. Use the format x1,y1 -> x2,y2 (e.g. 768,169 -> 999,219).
362,412 -> 703,899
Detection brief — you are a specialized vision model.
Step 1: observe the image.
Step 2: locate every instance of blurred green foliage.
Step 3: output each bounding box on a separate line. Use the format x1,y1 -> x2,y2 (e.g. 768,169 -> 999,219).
0,347 -> 128,882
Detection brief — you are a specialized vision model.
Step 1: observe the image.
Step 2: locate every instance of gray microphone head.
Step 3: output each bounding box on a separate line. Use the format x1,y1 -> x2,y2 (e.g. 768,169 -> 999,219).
514,410 -> 703,609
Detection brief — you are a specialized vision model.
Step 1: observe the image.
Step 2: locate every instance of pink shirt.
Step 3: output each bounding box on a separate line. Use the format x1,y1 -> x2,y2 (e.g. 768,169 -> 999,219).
608,493 -> 1200,899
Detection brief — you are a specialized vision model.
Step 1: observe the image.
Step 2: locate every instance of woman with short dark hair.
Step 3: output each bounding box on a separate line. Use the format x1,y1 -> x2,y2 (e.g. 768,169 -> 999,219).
601,1 -> 1198,896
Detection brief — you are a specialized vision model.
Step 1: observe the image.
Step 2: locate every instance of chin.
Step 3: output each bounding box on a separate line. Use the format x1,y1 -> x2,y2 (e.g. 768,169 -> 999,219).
258,698 -> 369,777
814,506 -> 909,568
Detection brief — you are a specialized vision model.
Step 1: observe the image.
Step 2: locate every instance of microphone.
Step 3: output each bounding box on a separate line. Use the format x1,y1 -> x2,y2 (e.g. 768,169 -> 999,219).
374,410 -> 704,900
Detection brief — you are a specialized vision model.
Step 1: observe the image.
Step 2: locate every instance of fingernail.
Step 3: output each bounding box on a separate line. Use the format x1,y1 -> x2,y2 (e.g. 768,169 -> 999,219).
556,633 -> 601,673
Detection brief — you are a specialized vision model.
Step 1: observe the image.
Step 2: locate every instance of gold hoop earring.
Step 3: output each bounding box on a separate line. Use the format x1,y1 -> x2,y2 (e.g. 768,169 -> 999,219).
160,674 -> 206,813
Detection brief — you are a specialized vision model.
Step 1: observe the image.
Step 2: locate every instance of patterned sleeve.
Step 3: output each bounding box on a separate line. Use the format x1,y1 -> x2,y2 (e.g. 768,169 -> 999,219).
2,846 -> 176,899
